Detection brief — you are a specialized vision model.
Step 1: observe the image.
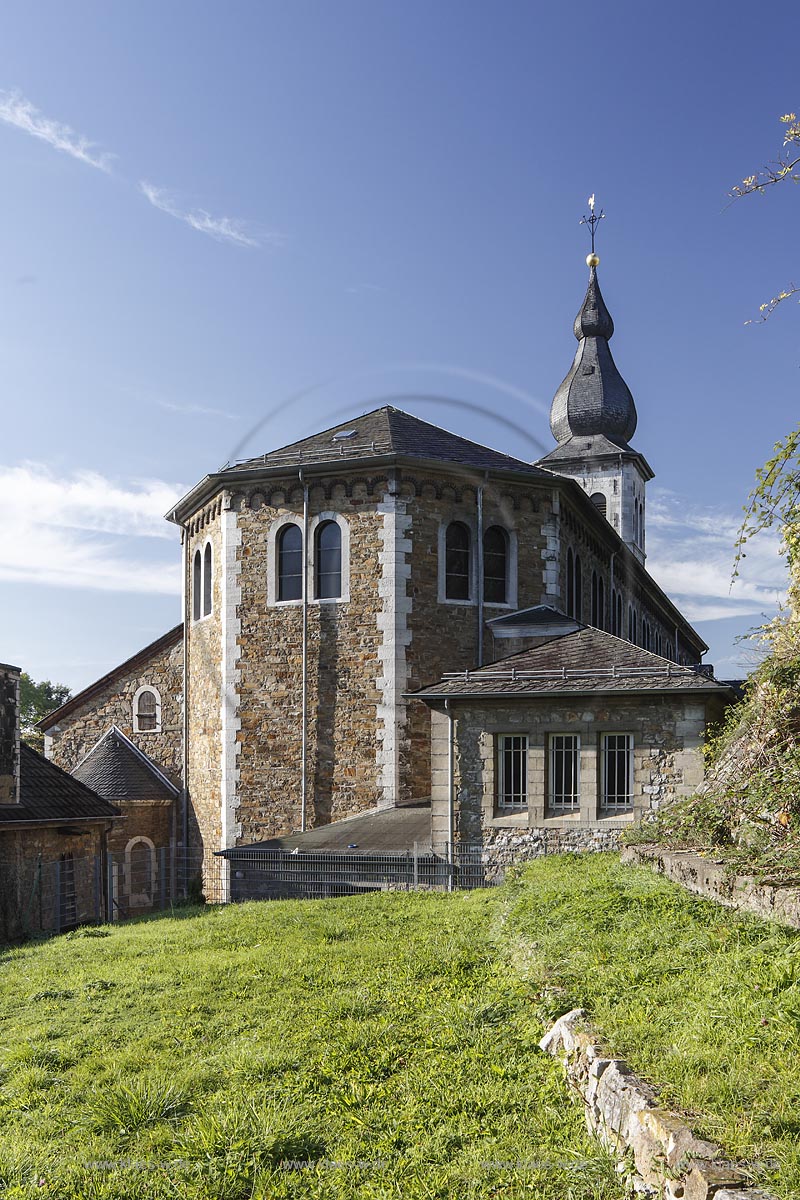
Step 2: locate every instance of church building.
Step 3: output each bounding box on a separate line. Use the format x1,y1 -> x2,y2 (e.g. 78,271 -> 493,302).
41,256 -> 728,877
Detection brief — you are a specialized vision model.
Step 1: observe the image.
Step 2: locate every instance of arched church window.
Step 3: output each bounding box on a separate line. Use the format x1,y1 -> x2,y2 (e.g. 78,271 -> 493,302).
574,553 -> 582,621
445,522 -> 471,600
134,686 -> 161,733
590,492 -> 607,518
315,520 -> 342,599
192,550 -> 202,621
628,605 -> 636,644
591,571 -> 605,628
203,543 -> 213,617
278,524 -> 303,602
566,547 -> 574,618
483,526 -> 508,604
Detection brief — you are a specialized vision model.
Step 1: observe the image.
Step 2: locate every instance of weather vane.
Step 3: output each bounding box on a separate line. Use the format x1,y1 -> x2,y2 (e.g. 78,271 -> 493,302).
580,194 -> 604,266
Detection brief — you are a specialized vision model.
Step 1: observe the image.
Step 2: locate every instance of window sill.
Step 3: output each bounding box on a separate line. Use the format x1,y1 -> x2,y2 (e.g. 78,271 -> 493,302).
488,811 -> 528,828
269,597 -> 349,608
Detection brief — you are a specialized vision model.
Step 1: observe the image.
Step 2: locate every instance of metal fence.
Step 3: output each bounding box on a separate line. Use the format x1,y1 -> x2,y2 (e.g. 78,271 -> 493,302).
0,843 -> 496,942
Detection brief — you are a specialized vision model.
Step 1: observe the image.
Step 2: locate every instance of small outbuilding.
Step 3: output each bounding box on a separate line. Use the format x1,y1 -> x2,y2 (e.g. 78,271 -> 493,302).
412,621 -> 735,872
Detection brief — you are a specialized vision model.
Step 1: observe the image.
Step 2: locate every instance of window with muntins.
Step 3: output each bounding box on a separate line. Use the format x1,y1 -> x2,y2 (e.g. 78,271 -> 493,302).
278,524 -> 303,601
496,734 -> 527,808
591,492 -> 607,518
483,526 -> 508,604
601,733 -> 634,811
315,520 -> 342,599
548,734 -> 580,812
203,543 -> 212,617
445,522 -> 471,600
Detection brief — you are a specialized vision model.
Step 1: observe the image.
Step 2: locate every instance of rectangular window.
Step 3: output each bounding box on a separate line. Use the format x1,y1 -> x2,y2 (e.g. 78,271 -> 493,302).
548,734 -> 580,812
496,735 -> 527,809
601,733 -> 634,811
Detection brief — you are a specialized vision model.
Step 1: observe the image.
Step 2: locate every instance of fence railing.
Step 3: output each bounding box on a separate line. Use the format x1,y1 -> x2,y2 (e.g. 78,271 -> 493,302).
0,842 -> 496,942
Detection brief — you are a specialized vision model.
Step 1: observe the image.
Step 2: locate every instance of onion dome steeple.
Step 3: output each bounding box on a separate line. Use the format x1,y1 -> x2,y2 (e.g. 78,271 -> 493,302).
536,200 -> 653,566
549,261 -> 637,448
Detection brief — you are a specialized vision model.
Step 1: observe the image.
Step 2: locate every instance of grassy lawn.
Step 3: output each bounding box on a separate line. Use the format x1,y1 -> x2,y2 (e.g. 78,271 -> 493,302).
2,856 -> 799,1200
0,887 -> 620,1200
502,854 -> 800,1199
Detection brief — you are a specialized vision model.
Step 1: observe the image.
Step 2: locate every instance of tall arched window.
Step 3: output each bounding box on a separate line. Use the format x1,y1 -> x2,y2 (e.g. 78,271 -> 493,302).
591,571 -> 605,628
315,520 -> 342,599
628,605 -> 636,643
483,526 -> 508,604
574,553 -> 582,621
590,492 -> 607,518
566,547 -> 574,618
445,522 -> 471,600
192,550 -> 202,621
278,524 -> 303,601
203,543 -> 212,616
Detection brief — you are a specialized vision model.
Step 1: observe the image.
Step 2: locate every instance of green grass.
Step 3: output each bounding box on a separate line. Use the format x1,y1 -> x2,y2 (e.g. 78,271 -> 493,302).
0,889 -> 620,1200
2,857 -> 799,1200
501,854 -> 800,1199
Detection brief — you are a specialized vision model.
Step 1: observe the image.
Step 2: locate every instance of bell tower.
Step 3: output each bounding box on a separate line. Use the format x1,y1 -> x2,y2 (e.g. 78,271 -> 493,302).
537,201 -> 652,563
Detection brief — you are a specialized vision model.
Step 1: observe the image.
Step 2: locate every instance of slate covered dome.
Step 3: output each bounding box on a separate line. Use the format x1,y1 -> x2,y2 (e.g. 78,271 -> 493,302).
549,266 -> 637,447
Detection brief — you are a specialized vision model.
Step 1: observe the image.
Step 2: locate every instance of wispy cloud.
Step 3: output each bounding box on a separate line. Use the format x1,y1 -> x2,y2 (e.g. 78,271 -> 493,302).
139,181 -> 266,248
645,488 -> 787,623
0,463 -> 183,594
156,399 -> 238,421
0,89 -> 114,172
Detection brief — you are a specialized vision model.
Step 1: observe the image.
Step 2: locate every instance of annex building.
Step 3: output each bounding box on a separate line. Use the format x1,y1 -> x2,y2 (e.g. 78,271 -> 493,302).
40,261 -> 733,879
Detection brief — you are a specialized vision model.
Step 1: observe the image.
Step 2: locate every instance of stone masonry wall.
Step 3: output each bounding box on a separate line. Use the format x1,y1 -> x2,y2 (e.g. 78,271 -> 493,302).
46,636 -> 183,788
403,475 -> 549,804
429,693 -> 709,854
186,499 -> 224,853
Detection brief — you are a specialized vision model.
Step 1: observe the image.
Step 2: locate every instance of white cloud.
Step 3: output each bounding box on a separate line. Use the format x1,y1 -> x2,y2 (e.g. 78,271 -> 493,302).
0,90 -> 114,172
157,399 -> 238,420
645,489 -> 787,622
0,463 -> 183,594
139,181 -> 267,248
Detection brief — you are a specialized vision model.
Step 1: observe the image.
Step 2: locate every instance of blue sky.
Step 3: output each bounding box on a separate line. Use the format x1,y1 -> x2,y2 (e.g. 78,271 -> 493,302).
0,0 -> 797,689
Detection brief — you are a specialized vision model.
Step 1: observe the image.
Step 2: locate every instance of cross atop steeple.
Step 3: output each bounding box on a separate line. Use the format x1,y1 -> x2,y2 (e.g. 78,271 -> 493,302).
580,194 -> 605,261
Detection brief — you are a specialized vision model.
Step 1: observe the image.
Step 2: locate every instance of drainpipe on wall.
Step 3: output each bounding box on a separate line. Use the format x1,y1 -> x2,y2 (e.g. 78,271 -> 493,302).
445,699 -> 455,893
476,476 -> 486,668
300,470 -> 309,832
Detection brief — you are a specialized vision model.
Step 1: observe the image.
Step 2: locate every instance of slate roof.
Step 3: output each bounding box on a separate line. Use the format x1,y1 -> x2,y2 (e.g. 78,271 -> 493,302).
219,800 -> 432,856
72,727 -> 178,802
411,627 -> 734,700
224,406 -> 551,479
0,743 -> 121,825
547,267 -> 638,449
38,624 -> 183,731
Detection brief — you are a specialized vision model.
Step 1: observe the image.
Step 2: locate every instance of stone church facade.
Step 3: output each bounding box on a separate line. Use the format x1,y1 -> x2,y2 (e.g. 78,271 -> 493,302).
41,262 -> 716,867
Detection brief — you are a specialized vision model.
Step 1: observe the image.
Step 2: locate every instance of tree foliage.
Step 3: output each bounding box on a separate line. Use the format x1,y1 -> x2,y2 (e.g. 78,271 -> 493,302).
19,674 -> 71,752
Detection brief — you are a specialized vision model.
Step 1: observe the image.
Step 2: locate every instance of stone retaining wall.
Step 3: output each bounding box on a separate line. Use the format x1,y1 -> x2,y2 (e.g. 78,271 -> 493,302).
540,1007 -> 777,1200
621,845 -> 800,931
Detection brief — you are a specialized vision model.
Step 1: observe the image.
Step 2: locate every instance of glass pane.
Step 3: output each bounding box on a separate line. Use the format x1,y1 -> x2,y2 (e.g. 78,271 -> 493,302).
279,525 -> 303,601
445,524 -> 470,600
203,544 -> 212,616
549,734 -> 580,811
316,522 -> 341,599
483,527 -> 507,604
498,735 -> 527,807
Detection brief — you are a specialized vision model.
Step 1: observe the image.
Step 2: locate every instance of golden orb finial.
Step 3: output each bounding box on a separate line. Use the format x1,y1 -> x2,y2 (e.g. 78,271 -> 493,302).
586,252 -> 600,268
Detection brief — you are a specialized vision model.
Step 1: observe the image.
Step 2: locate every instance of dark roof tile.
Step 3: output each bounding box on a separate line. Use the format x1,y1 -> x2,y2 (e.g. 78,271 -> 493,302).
0,743 -> 121,824
72,728 -> 178,802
